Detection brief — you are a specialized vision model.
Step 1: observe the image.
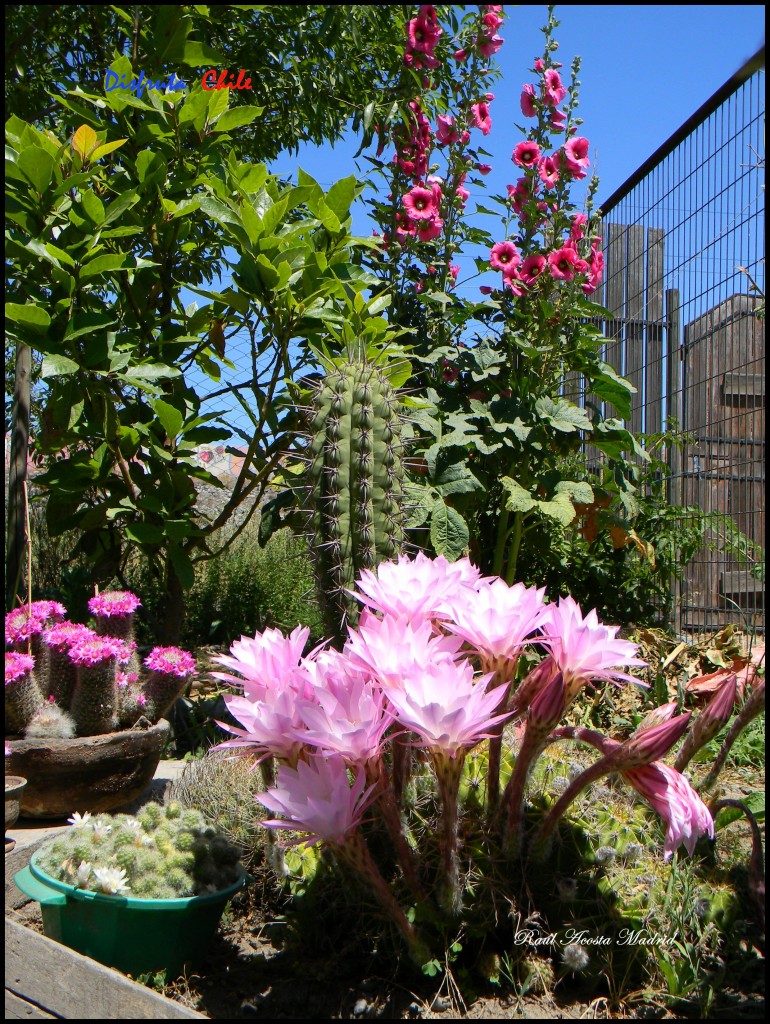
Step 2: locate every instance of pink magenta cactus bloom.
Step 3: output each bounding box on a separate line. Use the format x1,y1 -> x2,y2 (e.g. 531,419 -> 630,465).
257,756 -> 378,845
623,761 -> 715,860
87,591 -> 141,617
43,622 -> 95,650
352,552 -> 480,622
344,612 -> 464,690
143,646 -> 195,678
5,651 -> 35,685
444,578 -> 550,662
67,635 -> 131,667
6,602 -> 65,646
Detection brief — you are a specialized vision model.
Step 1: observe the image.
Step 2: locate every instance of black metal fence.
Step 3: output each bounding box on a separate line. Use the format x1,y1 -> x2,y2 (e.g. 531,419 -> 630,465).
595,48 -> 765,636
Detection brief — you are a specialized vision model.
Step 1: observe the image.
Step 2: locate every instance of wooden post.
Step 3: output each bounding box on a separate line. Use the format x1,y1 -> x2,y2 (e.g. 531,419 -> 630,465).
6,343 -> 31,611
665,289 -> 682,634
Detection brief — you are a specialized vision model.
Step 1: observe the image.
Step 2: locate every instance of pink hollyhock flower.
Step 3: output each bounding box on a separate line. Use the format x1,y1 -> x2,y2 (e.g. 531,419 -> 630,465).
455,185 -> 470,203
478,33 -> 503,57
403,185 -> 439,221
143,646 -> 195,678
88,591 -> 141,618
386,657 -> 510,759
548,245 -> 588,281
344,612 -> 465,690
417,217 -> 443,242
519,253 -> 547,285
471,101 -> 492,136
533,58 -> 544,72
538,153 -> 561,188
211,624 -> 310,701
549,107 -> 567,133
543,68 -> 567,106
512,140 -> 541,169
444,578 -> 550,666
479,285 -> 493,295
6,651 -> 35,685
623,761 -> 714,860
545,596 -> 647,702
582,241 -> 605,293
257,755 -> 377,846
564,136 -> 590,171
490,240 -> 521,275
352,552 -> 480,624
508,178 -> 534,215
477,163 -> 493,175
482,6 -> 504,32
504,271 -> 527,296
453,47 -> 468,63
449,264 -> 460,282
436,113 -> 459,146
520,83 -> 537,117
570,212 -> 588,242
407,12 -> 442,53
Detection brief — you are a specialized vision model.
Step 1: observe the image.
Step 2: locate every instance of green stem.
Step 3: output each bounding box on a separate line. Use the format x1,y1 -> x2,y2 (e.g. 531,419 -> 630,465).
504,510 -> 524,585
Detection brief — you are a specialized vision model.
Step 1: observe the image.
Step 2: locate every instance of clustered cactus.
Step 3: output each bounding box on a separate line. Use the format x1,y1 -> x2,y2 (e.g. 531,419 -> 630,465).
304,356 -> 406,643
5,594 -> 195,739
36,802 -> 242,899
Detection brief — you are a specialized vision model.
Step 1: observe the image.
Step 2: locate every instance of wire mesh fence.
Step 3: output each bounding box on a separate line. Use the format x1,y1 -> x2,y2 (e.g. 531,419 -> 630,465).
594,49 -> 765,636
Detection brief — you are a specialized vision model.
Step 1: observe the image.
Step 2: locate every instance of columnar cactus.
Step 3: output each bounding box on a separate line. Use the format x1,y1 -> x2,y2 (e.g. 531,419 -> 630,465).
305,359 -> 406,642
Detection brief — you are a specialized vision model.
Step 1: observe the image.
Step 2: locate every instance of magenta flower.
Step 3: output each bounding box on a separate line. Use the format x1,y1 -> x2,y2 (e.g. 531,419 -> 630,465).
519,253 -> 547,285
545,596 -> 647,702
385,658 -> 510,759
477,163 -> 493,175
43,622 -> 95,651
543,68 -> 567,106
549,107 -> 567,133
6,607 -> 46,647
623,762 -> 714,860
538,153 -> 561,188
217,685 -> 312,765
490,240 -> 521,276
548,245 -> 587,282
67,636 -> 129,667
211,624 -> 310,701
406,9 -> 442,54
512,140 -> 541,169
88,591 -> 141,618
570,212 -> 588,242
471,101 -> 492,136
5,651 -> 35,685
477,32 -> 503,57
564,136 -> 590,171
416,216 -> 443,242
402,185 -> 439,221
257,756 -> 378,846
520,83 -> 537,117
143,646 -> 195,678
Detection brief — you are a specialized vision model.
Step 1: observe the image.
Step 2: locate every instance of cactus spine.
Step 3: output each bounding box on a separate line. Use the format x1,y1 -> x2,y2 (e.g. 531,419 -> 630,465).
306,359 -> 406,642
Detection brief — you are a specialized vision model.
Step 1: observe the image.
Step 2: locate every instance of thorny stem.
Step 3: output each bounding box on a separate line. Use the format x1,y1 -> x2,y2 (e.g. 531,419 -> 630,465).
432,751 -> 465,916
697,681 -> 765,792
365,758 -> 427,902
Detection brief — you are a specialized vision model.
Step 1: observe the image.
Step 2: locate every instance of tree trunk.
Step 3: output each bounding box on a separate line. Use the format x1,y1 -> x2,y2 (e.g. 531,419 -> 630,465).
6,343 -> 31,610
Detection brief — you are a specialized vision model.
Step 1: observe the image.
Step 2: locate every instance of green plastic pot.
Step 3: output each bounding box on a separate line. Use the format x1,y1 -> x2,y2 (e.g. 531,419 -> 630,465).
15,848 -> 246,978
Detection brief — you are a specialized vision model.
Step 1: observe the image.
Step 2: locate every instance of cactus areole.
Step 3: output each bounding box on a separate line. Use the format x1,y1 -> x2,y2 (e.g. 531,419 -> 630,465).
306,361 -> 406,643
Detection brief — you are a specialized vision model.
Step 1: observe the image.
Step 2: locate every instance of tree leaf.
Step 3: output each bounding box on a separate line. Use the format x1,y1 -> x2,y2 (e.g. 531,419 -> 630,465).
41,354 -> 80,378
90,139 -> 128,161
212,106 -> 265,132
153,399 -> 184,440
17,146 -> 55,194
72,124 -> 98,160
5,302 -> 51,330
430,499 -> 469,560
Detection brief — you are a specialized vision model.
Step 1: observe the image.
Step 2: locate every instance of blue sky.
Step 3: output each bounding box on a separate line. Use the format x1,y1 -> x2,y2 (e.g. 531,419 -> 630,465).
270,5 -> 765,230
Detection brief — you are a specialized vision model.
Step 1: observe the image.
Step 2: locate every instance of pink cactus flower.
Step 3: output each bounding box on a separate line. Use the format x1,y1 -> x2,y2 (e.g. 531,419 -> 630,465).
43,622 -> 95,651
352,552 -> 478,622
623,761 -> 715,860
88,591 -> 141,618
444,578 -> 550,664
143,646 -> 195,678
385,657 -> 510,759
67,635 -> 129,667
216,685 -> 312,765
344,612 -> 464,690
257,755 -> 378,845
545,596 -> 647,701
211,624 -> 310,701
5,651 -> 35,685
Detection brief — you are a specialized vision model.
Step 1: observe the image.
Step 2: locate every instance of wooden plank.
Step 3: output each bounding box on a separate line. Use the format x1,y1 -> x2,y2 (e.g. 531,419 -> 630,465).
625,225 -> 645,436
720,571 -> 763,598
5,991 -> 56,1019
645,228 -> 665,436
5,919 -> 208,1021
722,372 -> 765,400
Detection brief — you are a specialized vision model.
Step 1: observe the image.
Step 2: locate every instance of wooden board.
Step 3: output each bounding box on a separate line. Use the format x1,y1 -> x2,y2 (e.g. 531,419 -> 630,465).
5,919 -> 208,1020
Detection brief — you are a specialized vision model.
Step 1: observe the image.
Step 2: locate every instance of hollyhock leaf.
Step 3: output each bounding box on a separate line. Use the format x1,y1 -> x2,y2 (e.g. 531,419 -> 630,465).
554,480 -> 594,505
535,397 -> 593,433
430,500 -> 469,560
501,477 -> 537,514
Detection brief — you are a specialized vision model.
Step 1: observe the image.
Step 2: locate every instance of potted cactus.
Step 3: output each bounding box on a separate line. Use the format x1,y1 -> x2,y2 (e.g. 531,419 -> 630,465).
14,800 -> 245,977
5,595 -> 195,818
